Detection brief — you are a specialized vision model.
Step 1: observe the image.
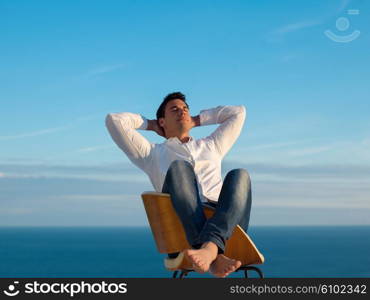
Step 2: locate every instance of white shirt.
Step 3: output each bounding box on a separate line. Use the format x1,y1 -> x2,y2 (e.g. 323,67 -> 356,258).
105,105 -> 246,202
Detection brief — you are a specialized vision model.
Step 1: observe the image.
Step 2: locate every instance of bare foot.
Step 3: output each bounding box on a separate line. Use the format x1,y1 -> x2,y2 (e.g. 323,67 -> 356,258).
184,242 -> 218,273
209,254 -> 242,278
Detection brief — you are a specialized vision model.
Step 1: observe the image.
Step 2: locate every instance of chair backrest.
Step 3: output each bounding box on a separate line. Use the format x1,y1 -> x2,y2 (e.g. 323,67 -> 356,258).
141,191 -> 264,266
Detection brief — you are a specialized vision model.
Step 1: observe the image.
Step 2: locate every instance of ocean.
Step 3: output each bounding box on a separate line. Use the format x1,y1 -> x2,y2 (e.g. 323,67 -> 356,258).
0,226 -> 369,278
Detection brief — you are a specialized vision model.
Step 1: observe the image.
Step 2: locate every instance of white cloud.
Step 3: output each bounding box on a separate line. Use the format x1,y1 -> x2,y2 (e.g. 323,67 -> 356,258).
288,146 -> 332,157
0,162 -> 147,182
0,208 -> 35,215
0,113 -> 102,142
1,160 -> 369,225
222,161 -> 370,195
266,0 -> 352,42
230,136 -> 370,165
47,194 -> 143,210
265,19 -> 322,42
80,63 -> 126,80
0,125 -> 71,141
254,201 -> 370,209
274,20 -> 322,36
2,172 -> 147,183
0,172 -> 5,178
50,194 -> 137,202
241,140 -> 311,151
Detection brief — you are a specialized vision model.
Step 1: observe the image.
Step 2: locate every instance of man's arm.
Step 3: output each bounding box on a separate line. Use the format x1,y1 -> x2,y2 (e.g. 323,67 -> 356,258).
200,105 -> 246,157
105,112 -> 153,171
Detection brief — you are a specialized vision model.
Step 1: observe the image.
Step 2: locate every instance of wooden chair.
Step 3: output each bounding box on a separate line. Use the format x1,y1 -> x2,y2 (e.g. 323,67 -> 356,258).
141,191 -> 265,278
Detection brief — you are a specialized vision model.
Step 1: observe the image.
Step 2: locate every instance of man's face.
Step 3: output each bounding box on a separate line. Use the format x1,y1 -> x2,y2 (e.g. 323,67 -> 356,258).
159,99 -> 192,134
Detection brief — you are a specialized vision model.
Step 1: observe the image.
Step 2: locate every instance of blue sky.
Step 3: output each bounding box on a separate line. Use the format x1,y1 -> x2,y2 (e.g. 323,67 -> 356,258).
1,0 -> 369,226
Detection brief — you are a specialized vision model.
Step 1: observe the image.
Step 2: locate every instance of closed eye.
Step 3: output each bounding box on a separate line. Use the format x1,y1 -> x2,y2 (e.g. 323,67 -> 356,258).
171,106 -> 188,112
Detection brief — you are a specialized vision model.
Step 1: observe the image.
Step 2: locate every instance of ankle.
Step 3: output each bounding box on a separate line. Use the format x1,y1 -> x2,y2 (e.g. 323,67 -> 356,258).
201,241 -> 218,256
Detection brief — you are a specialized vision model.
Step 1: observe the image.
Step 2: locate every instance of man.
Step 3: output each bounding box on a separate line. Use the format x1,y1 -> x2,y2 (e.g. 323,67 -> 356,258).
105,92 -> 251,278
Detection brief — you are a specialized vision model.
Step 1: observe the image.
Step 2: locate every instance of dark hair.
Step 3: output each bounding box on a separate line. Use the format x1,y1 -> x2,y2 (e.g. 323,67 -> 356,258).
156,92 -> 188,120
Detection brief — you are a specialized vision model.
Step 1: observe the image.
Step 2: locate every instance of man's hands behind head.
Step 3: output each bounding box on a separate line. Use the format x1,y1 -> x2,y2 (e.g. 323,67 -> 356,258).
147,119 -> 165,137
190,115 -> 200,129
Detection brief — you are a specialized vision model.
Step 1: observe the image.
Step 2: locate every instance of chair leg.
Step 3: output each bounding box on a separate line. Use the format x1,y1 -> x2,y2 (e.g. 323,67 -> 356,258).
172,266 -> 263,278
171,270 -> 193,278
179,270 -> 190,278
237,265 -> 264,278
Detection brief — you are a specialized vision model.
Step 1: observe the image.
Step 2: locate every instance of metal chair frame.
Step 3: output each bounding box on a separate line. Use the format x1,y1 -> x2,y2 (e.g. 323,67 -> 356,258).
172,265 -> 264,278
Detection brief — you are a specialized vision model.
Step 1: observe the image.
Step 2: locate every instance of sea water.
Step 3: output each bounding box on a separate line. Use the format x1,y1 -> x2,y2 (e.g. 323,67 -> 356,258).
0,226 -> 369,278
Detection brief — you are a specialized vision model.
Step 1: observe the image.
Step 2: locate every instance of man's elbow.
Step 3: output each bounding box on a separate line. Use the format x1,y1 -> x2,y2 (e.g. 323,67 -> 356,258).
238,105 -> 246,115
105,113 -> 116,129
235,105 -> 246,120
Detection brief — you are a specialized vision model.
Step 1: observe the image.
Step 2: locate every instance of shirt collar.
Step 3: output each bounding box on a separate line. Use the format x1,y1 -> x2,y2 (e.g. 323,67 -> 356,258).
166,136 -> 194,144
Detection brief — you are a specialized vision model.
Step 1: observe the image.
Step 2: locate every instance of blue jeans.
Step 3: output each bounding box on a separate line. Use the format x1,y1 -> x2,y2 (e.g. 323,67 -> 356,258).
161,160 -> 252,254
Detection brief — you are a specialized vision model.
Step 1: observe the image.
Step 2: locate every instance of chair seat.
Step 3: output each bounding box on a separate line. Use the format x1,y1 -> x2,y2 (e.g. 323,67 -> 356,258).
141,192 -> 265,271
